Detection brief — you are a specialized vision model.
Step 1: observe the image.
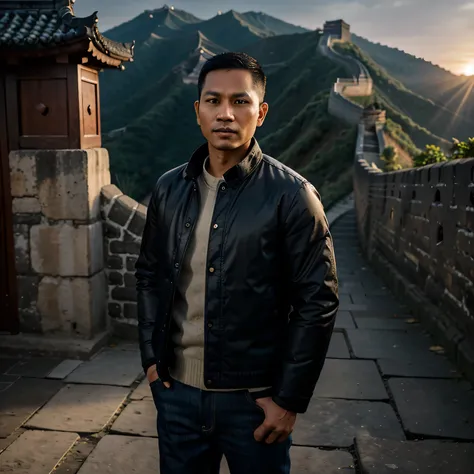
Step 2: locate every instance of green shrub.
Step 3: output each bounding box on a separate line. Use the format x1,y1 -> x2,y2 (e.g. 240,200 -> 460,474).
414,145 -> 447,167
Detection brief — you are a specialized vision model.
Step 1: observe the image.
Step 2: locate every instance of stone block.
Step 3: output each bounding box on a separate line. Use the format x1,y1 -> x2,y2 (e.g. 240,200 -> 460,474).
6,357 -> 63,378
107,255 -> 123,270
9,151 -> 37,197
124,303 -> 137,320
47,360 -> 84,380
356,435 -> 474,474
111,287 -> 137,302
103,222 -> 121,239
37,272 -> 107,337
26,384 -> 129,433
127,204 -> 147,237
13,213 -> 42,225
110,400 -> 157,437
0,430 -> 79,474
108,303 -> 122,319
34,149 -> 110,221
101,184 -> 123,207
17,276 -> 41,332
124,272 -> 136,288
76,435 -> 158,474
13,224 -> 30,274
293,398 -> 404,447
0,378 -> 62,437
108,195 -> 137,227
12,197 -> 41,214
389,378 -> 474,440
31,222 -> 104,277
126,256 -> 137,271
314,359 -> 388,400
110,240 -> 141,255
65,348 -> 141,386
108,271 -> 123,285
327,333 -> 350,358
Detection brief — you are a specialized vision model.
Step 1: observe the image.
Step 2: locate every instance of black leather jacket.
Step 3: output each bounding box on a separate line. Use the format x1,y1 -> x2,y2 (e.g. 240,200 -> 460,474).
135,138 -> 339,413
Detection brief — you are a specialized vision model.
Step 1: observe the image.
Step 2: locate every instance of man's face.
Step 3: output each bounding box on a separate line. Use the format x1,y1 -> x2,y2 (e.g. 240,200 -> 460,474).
194,69 -> 268,151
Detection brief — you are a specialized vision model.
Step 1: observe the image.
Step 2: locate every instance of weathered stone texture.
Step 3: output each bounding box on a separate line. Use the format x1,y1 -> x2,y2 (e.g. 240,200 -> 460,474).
37,272 -> 107,336
31,222 -> 104,277
9,151 -> 37,197
354,157 -> 474,383
13,224 -> 30,274
12,197 -> 41,214
34,149 -> 110,221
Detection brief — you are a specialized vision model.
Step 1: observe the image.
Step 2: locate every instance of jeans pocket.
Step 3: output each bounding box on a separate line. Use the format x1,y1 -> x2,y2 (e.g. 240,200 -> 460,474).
244,390 -> 265,413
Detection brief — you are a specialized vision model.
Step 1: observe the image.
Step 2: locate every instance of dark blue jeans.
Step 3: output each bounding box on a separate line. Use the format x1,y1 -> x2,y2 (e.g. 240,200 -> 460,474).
150,379 -> 291,474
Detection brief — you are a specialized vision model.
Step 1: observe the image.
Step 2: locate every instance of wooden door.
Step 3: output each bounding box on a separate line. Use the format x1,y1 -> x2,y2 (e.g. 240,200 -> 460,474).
0,72 -> 19,333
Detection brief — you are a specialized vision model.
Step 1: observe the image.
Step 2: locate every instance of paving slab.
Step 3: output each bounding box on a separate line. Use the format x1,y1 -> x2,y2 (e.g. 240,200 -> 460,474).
354,317 -> 416,330
346,329 -> 432,360
110,400 -> 157,437
6,357 -> 63,378
221,447 -> 355,474
0,430 -> 78,474
378,357 -> 460,378
290,447 -> 355,473
130,379 -> 153,401
293,398 -> 404,447
77,435 -> 158,474
65,348 -> 142,386
356,435 -> 474,474
315,359 -> 388,400
335,311 -> 356,329
0,357 -> 20,374
47,360 -> 84,379
25,384 -> 129,433
0,378 -> 62,437
327,333 -> 351,359
388,378 -> 474,440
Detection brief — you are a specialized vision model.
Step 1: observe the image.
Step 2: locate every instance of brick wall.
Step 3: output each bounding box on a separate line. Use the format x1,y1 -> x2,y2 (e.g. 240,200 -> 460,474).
101,185 -> 146,338
354,157 -> 474,380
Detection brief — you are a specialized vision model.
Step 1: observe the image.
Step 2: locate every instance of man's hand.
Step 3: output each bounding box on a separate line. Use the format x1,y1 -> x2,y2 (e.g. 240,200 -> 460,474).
253,397 -> 296,444
146,364 -> 171,388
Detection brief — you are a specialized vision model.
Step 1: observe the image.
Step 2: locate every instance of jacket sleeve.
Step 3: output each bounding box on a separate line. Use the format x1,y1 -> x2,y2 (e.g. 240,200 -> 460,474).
135,182 -> 161,375
273,182 -> 339,413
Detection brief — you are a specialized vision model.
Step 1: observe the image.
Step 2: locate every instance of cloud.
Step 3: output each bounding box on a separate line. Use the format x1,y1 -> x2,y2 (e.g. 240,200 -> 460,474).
459,2 -> 474,9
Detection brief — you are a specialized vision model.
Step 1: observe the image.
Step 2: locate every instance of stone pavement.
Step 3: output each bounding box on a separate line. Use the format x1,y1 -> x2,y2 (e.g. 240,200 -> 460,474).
1,209 -> 474,473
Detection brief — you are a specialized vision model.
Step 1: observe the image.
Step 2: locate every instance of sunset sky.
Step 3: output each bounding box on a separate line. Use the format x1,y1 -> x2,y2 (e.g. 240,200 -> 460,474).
75,0 -> 474,76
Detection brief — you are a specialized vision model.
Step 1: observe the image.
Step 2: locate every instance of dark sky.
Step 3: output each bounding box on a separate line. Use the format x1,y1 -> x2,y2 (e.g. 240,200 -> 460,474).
74,1 -> 474,75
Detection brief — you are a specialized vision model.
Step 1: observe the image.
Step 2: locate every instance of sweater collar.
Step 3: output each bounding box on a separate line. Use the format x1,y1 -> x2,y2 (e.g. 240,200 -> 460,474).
183,137 -> 263,184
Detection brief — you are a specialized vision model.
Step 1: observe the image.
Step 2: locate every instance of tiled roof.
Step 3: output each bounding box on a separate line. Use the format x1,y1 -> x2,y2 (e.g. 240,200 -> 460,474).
0,11 -> 80,46
0,4 -> 134,66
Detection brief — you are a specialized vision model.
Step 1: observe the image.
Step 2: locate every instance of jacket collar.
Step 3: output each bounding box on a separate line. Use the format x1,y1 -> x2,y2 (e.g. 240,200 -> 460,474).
183,137 -> 263,184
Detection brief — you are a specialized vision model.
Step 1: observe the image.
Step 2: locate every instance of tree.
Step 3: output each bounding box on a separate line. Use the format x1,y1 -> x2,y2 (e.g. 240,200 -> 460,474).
381,146 -> 402,171
413,145 -> 447,167
450,137 -> 474,159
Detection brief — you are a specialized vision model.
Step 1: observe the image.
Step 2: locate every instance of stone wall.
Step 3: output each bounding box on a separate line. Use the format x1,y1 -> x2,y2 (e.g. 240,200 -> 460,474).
9,149 -> 110,338
354,157 -> 474,381
100,185 -> 146,338
328,86 -> 364,125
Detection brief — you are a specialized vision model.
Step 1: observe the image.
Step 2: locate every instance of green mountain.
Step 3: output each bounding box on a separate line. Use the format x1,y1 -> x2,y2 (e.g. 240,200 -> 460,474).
352,35 -> 474,136
100,7 -> 468,207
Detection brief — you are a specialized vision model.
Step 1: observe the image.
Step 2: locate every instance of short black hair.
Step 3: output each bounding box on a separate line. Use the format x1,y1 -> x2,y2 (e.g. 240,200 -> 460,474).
197,52 -> 266,101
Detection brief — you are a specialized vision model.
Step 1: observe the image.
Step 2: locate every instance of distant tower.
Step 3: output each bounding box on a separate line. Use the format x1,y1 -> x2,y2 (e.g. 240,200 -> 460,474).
323,19 -> 351,42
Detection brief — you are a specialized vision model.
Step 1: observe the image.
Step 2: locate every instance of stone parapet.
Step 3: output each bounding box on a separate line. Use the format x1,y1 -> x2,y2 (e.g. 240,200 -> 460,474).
354,157 -> 474,382
9,148 -> 110,338
101,184 -> 146,337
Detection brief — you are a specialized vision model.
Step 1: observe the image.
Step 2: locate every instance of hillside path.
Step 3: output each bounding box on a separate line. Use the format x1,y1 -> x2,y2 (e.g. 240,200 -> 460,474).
0,209 -> 473,473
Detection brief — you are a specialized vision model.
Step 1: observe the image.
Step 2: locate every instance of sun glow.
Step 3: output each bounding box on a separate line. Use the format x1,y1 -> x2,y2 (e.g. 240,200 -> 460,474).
463,62 -> 474,76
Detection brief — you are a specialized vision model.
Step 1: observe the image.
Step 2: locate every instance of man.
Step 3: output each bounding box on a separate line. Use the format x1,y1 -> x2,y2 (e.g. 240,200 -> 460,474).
135,52 -> 339,474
